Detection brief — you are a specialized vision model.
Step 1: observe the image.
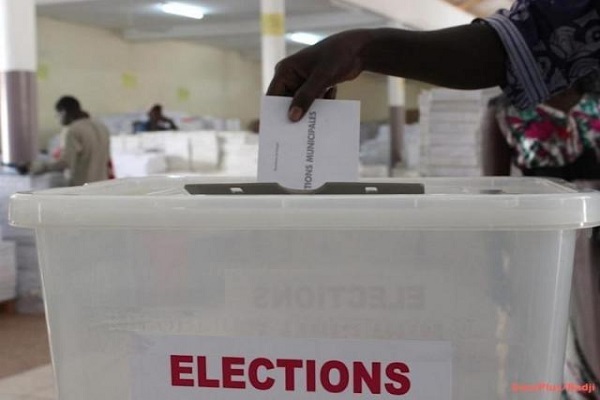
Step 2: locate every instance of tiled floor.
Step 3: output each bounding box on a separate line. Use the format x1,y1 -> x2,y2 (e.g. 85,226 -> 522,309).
0,313 -> 55,400
0,365 -> 56,400
0,315 -> 50,379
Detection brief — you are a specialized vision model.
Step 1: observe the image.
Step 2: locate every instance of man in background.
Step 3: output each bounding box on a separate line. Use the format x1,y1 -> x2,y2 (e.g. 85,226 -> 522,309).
32,96 -> 111,186
142,104 -> 178,132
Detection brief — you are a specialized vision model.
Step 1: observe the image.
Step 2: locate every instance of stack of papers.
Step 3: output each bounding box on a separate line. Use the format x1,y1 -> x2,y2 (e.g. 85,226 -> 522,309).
15,241 -> 43,314
0,173 -> 65,313
0,241 -> 16,303
419,88 -> 500,177
111,152 -> 168,178
219,131 -> 259,177
189,132 -> 220,172
164,135 -> 191,172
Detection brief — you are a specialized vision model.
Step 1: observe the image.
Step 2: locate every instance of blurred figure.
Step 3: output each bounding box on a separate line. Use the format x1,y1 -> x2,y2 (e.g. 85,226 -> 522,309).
481,81 -> 600,400
141,104 -> 178,132
248,119 -> 260,134
483,81 -> 600,180
31,96 -> 111,186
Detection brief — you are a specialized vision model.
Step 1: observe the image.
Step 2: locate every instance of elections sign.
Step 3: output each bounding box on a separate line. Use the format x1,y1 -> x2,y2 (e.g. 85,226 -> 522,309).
132,335 -> 452,399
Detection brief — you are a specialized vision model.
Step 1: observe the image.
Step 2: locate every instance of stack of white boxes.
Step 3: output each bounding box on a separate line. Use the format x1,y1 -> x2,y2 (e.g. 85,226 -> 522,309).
162,135 -> 192,172
110,130 -> 258,178
218,131 -> 259,177
189,132 -> 220,173
0,172 -> 66,313
99,113 -> 242,135
419,88 -> 500,177
110,131 -> 222,177
0,239 -> 16,304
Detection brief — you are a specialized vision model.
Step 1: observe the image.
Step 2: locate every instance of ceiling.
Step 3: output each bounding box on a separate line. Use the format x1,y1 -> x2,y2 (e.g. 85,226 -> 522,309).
36,0 -> 387,59
35,0 -> 514,60
444,0 -> 513,17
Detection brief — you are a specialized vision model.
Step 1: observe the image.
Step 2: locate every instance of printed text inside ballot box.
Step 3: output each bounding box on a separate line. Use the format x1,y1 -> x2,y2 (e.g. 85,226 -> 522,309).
132,335 -> 452,399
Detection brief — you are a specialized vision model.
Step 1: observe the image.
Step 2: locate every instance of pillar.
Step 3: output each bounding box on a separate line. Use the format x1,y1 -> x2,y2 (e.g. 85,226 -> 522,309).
388,77 -> 406,174
261,0 -> 286,93
0,0 -> 37,169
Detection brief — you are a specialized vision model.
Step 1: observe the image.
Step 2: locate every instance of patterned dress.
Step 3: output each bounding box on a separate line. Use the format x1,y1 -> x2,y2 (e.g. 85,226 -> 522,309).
482,0 -> 600,109
496,95 -> 600,171
482,3 -> 600,397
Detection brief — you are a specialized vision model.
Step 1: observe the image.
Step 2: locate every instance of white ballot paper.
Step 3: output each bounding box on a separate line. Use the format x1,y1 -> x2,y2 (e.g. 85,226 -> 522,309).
258,96 -> 360,190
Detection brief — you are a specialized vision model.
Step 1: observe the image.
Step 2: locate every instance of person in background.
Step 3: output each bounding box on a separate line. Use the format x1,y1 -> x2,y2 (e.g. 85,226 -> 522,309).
31,96 -> 111,186
248,119 -> 260,134
480,78 -> 600,400
484,78 -> 600,180
268,2 -> 600,398
267,1 -> 600,123
142,104 -> 178,132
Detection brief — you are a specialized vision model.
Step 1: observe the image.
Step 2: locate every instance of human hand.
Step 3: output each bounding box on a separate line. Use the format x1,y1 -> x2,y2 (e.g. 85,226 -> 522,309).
29,160 -> 48,175
15,164 -> 30,175
267,29 -> 373,122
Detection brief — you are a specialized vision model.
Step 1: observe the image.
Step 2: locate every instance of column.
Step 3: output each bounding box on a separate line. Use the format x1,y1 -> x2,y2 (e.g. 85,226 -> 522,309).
0,0 -> 37,169
388,77 -> 406,174
261,0 -> 286,93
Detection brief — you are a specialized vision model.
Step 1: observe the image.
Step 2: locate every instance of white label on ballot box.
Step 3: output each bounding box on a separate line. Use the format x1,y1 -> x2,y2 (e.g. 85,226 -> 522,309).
258,96 -> 360,190
132,335 -> 452,400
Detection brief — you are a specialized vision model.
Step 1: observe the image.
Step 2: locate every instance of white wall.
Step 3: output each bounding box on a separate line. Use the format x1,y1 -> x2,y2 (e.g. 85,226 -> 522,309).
341,74 -> 436,121
37,17 -> 263,146
339,73 -> 389,122
35,16 -> 428,148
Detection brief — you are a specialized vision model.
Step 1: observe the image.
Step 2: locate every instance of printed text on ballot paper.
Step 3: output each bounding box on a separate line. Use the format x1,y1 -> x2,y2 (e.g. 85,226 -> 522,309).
304,111 -> 316,189
257,96 -> 360,191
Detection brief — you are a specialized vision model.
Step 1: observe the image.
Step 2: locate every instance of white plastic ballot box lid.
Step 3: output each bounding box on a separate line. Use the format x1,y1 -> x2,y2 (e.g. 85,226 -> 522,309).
8,176 -> 600,231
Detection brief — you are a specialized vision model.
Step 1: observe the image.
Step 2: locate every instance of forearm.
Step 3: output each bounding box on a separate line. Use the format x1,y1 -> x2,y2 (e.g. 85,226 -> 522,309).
359,25 -> 507,89
45,158 -> 68,172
